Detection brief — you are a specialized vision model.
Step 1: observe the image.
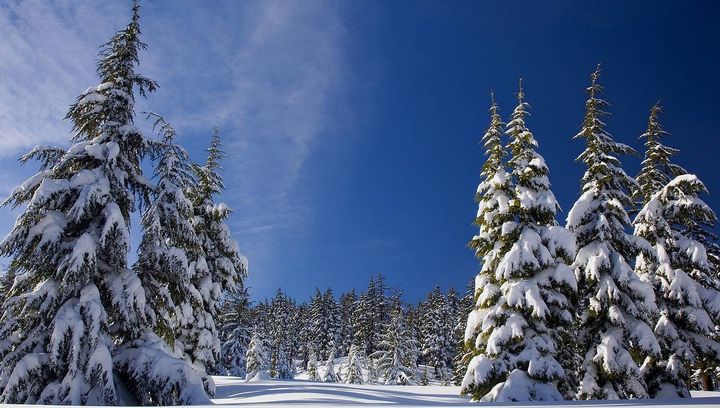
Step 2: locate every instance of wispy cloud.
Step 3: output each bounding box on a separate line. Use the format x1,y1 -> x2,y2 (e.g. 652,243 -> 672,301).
0,0 -> 349,292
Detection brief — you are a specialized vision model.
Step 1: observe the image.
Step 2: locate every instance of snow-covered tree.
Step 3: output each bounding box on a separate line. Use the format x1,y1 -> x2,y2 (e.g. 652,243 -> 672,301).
217,287 -> 252,377
268,289 -> 295,379
322,348 -> 339,383
345,344 -> 365,384
245,328 -> 268,380
352,274 -> 390,355
308,288 -> 340,361
306,348 -> 320,381
634,102 -> 685,205
567,66 -> 659,400
635,173 -> 720,397
371,298 -> 419,385
135,113 -> 202,355
180,129 -> 248,393
0,3 -> 210,405
462,83 -> 577,402
453,279 -> 475,386
338,290 -> 358,356
420,286 -> 454,383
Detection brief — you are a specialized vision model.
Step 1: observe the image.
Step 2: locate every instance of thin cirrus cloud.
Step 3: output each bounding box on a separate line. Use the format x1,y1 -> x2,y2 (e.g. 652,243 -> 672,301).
0,0 -> 349,289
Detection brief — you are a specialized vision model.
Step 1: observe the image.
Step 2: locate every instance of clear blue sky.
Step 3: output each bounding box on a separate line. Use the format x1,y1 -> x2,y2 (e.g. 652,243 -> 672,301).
1,0 -> 719,302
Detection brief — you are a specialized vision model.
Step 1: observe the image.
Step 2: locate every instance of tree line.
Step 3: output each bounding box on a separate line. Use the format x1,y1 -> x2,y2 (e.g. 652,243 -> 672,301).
213,274 -> 475,386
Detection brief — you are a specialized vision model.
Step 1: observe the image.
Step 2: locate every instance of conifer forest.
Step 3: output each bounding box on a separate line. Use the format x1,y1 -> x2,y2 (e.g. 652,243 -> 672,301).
0,0 -> 719,406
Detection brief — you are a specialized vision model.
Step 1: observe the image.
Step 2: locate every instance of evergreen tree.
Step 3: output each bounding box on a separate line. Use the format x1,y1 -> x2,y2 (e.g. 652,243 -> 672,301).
0,3 -> 208,404
338,290 -> 358,356
567,66 -> 659,400
268,289 -> 295,379
306,348 -> 320,381
217,287 -> 252,377
182,129 -> 248,392
352,274 -> 389,356
322,348 -> 339,382
420,286 -> 453,382
635,173 -> 720,397
452,279 -> 475,386
634,102 -> 685,205
245,328 -> 268,380
462,82 -> 577,402
135,113 -> 202,356
371,297 -> 419,385
345,344 -> 365,384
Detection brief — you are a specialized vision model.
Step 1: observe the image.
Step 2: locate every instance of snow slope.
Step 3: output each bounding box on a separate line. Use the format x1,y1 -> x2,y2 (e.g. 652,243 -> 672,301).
212,376 -> 720,407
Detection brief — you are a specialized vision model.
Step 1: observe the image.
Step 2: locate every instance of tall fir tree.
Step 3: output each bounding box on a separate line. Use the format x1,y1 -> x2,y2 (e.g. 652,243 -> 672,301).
566,66 -> 660,400
634,102 -> 685,205
0,3 -> 211,404
633,106 -> 720,396
635,175 -> 720,397
245,327 -> 268,380
345,344 -> 365,384
462,83 -> 577,402
135,113 -> 202,355
338,290 -> 358,356
217,287 -> 252,377
371,296 -> 419,385
182,129 -> 248,393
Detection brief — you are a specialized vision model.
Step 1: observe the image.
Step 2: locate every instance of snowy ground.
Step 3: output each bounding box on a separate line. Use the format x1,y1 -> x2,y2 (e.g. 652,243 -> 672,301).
212,376 -> 720,407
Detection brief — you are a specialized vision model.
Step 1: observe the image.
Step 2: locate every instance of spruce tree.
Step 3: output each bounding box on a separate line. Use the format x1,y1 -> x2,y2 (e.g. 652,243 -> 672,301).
634,117 -> 720,397
345,344 -> 365,384
462,83 -> 577,402
217,287 -> 252,377
420,286 -> 453,382
135,113 -> 201,354
452,279 -> 475,386
306,348 -> 320,381
182,129 -> 248,392
635,102 -> 685,205
0,3 -> 208,404
371,297 -> 419,385
338,290 -> 358,356
245,328 -> 268,380
567,66 -> 659,400
322,348 -> 339,382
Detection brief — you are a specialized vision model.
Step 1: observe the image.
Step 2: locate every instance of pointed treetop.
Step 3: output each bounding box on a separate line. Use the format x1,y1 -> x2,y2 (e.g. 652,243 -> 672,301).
635,100 -> 685,203
517,77 -> 525,104
206,127 -> 226,171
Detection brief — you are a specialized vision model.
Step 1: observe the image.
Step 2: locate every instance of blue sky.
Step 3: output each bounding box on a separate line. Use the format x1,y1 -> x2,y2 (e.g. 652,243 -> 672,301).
1,0 -> 719,303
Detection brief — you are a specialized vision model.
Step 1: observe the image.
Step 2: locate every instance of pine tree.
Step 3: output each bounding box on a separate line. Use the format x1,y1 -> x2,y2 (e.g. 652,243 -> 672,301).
268,289 -> 295,380
462,82 -> 577,402
338,290 -> 358,356
634,102 -> 685,205
182,129 -> 248,393
371,297 -> 419,385
135,113 -> 202,355
217,287 -> 252,377
420,286 -> 453,382
452,279 -> 475,386
306,348 -> 320,381
322,348 -> 339,382
352,274 -> 389,356
0,3 -> 208,404
345,344 -> 365,384
567,66 -> 659,400
635,168 -> 720,395
245,328 -> 268,380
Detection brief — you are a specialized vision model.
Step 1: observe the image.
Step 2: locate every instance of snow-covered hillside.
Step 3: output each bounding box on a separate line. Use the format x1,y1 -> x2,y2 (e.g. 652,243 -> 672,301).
211,376 -> 720,407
